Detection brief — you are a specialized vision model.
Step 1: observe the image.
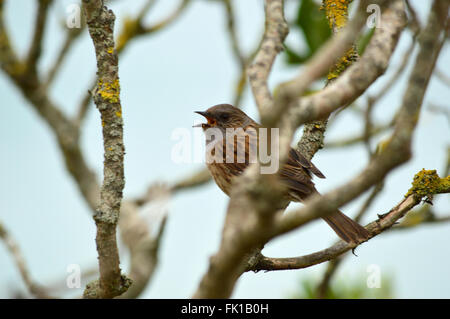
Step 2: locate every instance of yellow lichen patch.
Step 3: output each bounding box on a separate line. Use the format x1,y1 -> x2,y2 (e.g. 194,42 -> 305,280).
107,47 -> 114,54
115,110 -> 122,117
405,169 -> 450,198
321,1 -> 357,82
327,46 -> 357,81
322,0 -> 350,31
97,79 -> 120,104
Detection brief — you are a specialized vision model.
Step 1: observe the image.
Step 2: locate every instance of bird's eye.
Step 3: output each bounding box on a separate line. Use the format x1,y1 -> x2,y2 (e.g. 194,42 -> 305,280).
207,118 -> 216,126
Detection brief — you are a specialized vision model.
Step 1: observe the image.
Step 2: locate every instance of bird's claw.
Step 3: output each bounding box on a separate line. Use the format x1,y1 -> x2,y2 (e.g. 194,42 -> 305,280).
377,212 -> 389,219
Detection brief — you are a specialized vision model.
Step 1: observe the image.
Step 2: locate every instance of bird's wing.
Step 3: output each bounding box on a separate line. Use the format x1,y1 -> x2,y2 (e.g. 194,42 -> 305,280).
287,148 -> 325,179
278,148 -> 325,200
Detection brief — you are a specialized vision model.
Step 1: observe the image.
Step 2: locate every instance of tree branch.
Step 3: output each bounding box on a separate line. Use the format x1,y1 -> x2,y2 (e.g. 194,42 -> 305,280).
222,0 -> 256,107
44,25 -> 84,89
76,0 -> 191,128
247,0 -> 288,119
118,200 -> 168,299
324,123 -> 392,149
296,0 -> 368,159
1,0 -> 208,299
0,2 -> 22,77
250,0 -> 448,271
25,0 -> 53,79
193,0 -> 446,298
248,195 -> 420,271
82,0 -> 130,299
315,180 -> 384,298
116,0 -> 191,53
250,168 -> 450,271
287,0 -> 406,129
0,221 -> 52,298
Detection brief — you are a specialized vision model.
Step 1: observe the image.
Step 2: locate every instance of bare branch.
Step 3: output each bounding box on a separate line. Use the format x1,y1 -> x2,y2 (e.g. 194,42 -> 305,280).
223,0 -> 245,69
405,0 -> 421,34
248,194 -> 422,272
315,180 -> 384,298
396,204 -> 450,230
0,0 -> 100,210
0,222 -> 53,298
193,0 -> 290,299
76,0 -> 190,128
170,168 -> 211,194
0,1 -> 22,77
44,26 -> 84,89
294,0 -> 374,159
116,0 -> 191,53
434,68 -> 450,87
82,0 -> 130,299
247,0 -> 288,118
222,0 -> 257,106
272,0 -> 384,130
254,0 -> 448,269
277,0 -> 445,236
74,77 -> 96,128
252,167 -> 450,272
288,0 -> 406,129
193,0 -> 445,298
118,200 -> 168,299
25,0 -> 53,78
24,92 -> 100,210
324,123 -> 392,148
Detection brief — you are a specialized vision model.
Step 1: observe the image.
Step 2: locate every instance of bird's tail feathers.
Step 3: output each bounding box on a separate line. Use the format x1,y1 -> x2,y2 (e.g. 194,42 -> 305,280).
322,210 -> 370,244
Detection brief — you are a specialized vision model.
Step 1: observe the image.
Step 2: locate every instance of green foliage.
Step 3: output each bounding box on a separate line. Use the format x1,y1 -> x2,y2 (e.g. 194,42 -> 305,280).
284,0 -> 331,64
284,1 -> 375,64
288,272 -> 394,299
357,28 -> 375,56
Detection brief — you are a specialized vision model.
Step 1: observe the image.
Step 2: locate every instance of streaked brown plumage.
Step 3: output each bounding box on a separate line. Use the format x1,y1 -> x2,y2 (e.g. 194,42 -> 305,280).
195,104 -> 369,244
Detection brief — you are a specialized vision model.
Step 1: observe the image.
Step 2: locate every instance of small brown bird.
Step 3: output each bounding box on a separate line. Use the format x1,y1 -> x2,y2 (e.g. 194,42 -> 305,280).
195,104 -> 369,244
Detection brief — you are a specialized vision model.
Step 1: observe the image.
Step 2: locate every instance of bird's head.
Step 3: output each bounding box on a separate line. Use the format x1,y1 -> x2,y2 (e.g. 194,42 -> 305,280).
194,104 -> 255,130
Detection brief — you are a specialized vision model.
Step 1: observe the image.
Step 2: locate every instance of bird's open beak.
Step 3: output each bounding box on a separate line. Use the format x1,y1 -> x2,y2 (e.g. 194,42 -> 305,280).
193,111 -> 215,128
195,111 -> 209,118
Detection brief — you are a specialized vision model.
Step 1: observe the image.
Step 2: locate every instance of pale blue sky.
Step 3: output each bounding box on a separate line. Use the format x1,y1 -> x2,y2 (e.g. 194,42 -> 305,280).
0,0 -> 449,298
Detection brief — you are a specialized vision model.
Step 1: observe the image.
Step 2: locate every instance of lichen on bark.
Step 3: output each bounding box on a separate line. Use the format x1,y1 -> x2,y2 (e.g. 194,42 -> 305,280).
405,169 -> 450,199
82,0 -> 129,299
322,0 -> 358,81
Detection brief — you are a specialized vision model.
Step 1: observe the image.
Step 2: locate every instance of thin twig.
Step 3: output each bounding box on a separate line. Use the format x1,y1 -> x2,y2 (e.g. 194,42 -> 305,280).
222,0 -> 253,107
25,0 -> 53,78
116,0 -> 191,54
434,69 -> 450,87
0,222 -> 53,298
44,26 -> 83,89
324,123 -> 392,148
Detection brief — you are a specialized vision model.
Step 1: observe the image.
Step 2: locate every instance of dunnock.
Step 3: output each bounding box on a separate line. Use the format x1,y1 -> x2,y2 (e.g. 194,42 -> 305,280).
195,104 -> 369,244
